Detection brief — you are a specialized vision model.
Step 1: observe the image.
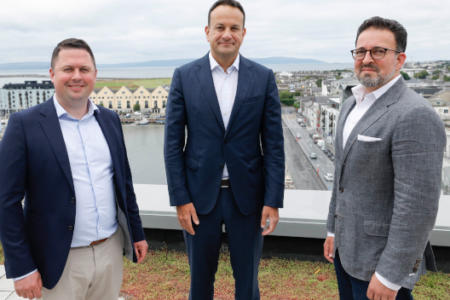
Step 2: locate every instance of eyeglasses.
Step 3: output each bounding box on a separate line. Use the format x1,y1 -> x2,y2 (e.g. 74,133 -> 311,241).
350,47 -> 401,60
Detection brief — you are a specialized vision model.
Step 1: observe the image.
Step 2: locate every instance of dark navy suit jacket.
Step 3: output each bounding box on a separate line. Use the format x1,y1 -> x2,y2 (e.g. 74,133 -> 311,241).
164,54 -> 284,215
0,98 -> 145,289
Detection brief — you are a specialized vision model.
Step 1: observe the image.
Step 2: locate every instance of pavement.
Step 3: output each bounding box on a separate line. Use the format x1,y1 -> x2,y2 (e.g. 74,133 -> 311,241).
0,265 -> 125,300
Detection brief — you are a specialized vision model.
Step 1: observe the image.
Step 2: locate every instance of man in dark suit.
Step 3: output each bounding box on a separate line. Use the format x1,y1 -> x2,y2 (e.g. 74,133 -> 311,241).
164,0 -> 285,299
0,38 -> 148,300
323,17 -> 445,300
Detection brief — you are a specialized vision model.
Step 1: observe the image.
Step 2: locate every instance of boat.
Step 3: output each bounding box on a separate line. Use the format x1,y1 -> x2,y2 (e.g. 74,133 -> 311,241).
137,118 -> 150,125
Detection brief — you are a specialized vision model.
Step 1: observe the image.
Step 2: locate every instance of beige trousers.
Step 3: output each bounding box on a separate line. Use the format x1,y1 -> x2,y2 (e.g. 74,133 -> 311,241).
40,228 -> 124,300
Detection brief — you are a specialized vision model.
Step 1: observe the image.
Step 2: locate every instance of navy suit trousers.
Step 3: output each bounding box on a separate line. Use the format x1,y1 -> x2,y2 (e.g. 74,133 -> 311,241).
334,251 -> 413,300
184,187 -> 263,300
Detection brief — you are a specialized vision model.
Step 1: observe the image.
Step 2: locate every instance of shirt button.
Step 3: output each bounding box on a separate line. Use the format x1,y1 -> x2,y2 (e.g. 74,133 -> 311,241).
339,187 -> 344,193
68,225 -> 74,231
70,197 -> 76,204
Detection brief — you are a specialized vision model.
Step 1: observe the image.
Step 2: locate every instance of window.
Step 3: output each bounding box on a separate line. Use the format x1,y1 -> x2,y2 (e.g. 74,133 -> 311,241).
127,101 -> 130,109
145,101 -> 149,108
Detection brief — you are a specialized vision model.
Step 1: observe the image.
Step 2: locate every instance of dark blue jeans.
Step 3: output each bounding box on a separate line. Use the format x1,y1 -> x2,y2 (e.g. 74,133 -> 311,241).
334,250 -> 413,300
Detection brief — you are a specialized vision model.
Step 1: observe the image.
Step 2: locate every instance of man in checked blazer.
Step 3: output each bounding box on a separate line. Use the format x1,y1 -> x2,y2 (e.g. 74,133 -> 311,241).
323,17 -> 446,300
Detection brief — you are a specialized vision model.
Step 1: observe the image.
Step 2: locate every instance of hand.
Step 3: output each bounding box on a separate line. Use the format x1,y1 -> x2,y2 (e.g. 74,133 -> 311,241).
14,271 -> 42,299
260,206 -> 279,236
367,274 -> 398,300
134,240 -> 149,263
176,202 -> 199,235
323,236 -> 334,263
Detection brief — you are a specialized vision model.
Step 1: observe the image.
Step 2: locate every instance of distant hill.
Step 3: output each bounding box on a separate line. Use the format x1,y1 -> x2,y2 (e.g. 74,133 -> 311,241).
0,57 -> 325,70
0,62 -> 50,70
253,57 -> 324,64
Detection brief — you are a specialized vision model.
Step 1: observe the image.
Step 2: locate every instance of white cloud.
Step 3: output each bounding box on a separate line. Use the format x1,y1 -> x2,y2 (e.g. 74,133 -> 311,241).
0,0 -> 449,64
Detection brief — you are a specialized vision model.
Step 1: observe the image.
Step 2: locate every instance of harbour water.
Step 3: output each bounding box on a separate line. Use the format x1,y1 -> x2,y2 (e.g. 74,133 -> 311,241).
122,124 -> 166,184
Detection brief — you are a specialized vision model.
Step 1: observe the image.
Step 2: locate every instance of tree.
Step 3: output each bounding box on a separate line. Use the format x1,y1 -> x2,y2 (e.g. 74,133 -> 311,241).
414,70 -> 429,79
133,102 -> 141,111
444,75 -> 450,82
316,78 -> 322,88
400,71 -> 410,80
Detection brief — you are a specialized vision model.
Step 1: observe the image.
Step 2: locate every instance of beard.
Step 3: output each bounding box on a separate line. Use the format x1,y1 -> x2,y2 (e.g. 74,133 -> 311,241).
356,64 -> 396,89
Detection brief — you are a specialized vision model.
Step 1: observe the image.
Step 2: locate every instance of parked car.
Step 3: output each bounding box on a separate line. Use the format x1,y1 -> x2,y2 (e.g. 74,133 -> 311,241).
324,173 -> 334,181
310,152 -> 318,159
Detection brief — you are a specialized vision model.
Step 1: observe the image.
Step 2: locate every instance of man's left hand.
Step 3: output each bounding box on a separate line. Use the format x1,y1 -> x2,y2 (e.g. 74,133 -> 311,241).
134,240 -> 149,263
260,206 -> 279,236
367,274 -> 398,300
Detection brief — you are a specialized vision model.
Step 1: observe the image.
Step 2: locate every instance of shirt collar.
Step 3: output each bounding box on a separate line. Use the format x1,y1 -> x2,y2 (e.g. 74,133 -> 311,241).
209,52 -> 240,73
351,75 -> 401,105
53,94 -> 98,119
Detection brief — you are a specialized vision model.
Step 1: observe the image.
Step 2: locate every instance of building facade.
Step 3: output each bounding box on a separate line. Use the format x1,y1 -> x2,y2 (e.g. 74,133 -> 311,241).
0,81 -> 54,115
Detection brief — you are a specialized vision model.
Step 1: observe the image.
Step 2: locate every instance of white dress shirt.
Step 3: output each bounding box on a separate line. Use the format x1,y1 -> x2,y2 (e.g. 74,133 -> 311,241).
329,75 -> 402,291
209,52 -> 240,179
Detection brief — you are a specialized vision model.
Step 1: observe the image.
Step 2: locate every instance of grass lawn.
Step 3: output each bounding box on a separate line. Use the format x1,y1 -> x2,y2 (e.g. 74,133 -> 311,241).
95,78 -> 171,90
120,248 -> 450,300
1,243 -> 448,299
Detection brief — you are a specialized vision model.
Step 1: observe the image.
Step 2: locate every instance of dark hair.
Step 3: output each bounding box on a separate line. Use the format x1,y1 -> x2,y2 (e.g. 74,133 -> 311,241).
51,38 -> 96,69
208,0 -> 245,27
356,16 -> 407,52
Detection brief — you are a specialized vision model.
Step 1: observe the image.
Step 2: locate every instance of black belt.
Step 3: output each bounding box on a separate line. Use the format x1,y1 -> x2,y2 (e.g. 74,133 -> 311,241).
221,179 -> 230,188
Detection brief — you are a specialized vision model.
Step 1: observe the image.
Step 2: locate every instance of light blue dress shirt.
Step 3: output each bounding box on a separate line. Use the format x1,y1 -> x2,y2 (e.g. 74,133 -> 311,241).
14,97 -> 119,281
54,96 -> 118,248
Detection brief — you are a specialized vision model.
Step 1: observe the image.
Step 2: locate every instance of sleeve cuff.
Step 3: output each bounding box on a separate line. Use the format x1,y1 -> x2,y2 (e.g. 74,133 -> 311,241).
13,269 -> 37,281
327,232 -> 335,237
375,272 -> 401,291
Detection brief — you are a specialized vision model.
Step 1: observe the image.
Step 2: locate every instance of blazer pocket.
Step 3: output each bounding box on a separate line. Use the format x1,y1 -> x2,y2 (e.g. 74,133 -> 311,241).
364,220 -> 390,237
241,95 -> 263,105
357,134 -> 383,142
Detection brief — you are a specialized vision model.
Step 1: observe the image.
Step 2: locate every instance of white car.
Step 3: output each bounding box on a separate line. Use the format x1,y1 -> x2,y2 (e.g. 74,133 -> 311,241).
310,152 -> 317,159
324,173 -> 334,181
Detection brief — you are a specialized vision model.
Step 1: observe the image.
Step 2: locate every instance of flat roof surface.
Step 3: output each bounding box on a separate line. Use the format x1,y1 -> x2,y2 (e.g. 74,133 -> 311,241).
135,184 -> 450,247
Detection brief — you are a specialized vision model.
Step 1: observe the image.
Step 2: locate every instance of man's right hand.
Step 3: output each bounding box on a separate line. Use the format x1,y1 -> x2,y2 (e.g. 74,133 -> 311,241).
323,236 -> 334,263
176,202 -> 199,235
14,271 -> 42,299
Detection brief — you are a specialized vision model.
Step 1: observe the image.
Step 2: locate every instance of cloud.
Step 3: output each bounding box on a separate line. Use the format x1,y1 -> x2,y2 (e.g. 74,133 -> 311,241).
0,0 -> 448,64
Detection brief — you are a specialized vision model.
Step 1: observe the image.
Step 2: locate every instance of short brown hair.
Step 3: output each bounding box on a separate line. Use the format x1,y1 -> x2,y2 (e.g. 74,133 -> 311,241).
208,0 -> 245,26
51,38 -> 96,69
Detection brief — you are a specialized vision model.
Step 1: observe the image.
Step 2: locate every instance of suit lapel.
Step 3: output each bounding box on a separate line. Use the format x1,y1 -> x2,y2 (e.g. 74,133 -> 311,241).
225,55 -> 252,139
336,97 -> 356,156
341,79 -> 406,162
38,98 -> 75,193
195,54 -> 225,133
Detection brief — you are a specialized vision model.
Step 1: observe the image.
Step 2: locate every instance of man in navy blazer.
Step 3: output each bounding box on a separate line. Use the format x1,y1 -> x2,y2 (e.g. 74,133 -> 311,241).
164,1 -> 284,299
0,38 -> 148,299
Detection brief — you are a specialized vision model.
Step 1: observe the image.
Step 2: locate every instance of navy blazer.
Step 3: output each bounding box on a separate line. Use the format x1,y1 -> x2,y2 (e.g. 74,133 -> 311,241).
0,98 -> 145,289
164,54 -> 285,215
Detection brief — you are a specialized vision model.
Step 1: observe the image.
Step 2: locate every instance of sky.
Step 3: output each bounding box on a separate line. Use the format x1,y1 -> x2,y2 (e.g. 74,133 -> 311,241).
0,0 -> 449,65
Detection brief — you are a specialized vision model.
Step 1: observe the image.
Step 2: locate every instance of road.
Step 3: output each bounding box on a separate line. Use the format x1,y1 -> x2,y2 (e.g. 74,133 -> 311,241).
282,108 -> 335,190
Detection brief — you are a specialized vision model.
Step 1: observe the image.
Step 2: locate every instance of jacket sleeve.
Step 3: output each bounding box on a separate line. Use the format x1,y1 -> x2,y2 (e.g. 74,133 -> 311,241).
261,70 -> 285,208
0,113 -> 37,278
375,105 -> 445,284
164,68 -> 191,206
116,113 -> 145,243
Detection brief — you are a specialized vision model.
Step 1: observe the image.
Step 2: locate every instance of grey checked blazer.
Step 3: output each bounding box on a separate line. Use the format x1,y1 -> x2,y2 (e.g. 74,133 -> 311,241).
326,78 -> 446,289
